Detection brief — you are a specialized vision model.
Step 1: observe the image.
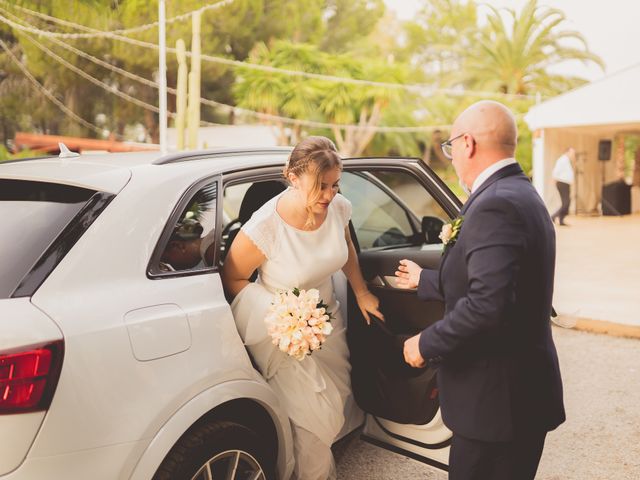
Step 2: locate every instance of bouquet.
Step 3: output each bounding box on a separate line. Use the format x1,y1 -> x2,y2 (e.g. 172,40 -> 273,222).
265,288 -> 334,361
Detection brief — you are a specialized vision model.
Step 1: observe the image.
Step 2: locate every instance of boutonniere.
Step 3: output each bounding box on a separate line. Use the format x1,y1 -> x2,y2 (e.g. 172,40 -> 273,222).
439,216 -> 464,252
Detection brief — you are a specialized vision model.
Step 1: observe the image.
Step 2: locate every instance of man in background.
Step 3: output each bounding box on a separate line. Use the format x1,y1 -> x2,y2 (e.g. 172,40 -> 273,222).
551,147 -> 575,226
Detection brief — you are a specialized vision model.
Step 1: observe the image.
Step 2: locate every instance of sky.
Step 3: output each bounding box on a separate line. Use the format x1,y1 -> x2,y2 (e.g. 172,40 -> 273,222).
383,0 -> 639,81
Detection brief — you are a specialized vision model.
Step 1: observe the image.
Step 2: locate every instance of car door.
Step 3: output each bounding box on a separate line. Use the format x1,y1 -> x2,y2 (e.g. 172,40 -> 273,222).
339,157 -> 462,471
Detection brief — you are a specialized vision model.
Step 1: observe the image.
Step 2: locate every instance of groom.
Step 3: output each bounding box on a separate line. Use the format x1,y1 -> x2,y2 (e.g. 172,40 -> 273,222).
397,100 -> 565,479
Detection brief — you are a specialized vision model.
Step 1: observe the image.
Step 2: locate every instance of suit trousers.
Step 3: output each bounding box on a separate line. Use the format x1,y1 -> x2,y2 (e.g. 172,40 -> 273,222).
552,181 -> 571,224
448,430 -> 547,480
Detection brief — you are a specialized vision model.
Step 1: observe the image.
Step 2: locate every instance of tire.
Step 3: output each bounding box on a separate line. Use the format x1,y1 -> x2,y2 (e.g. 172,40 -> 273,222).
153,420 -> 275,480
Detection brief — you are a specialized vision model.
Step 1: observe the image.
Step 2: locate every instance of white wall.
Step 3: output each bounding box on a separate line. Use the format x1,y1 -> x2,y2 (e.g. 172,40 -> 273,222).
167,125 -> 279,150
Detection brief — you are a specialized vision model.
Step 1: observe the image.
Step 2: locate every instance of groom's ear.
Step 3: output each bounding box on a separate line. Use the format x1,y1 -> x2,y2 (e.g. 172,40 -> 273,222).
466,134 -> 478,157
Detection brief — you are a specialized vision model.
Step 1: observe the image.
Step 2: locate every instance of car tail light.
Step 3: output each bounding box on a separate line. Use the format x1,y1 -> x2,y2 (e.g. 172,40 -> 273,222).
0,341 -> 64,414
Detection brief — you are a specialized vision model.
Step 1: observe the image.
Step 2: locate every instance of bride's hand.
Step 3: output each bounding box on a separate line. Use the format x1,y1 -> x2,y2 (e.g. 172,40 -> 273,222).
355,290 -> 384,325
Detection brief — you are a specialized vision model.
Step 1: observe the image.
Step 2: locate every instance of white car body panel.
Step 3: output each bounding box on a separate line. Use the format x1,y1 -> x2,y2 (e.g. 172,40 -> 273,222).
364,411 -> 450,467
0,412 -> 46,475
1,440 -> 146,480
123,304 -> 192,361
0,159 -> 133,194
128,380 -> 294,480
1,149 -> 458,478
8,154 -> 294,478
0,298 -> 63,475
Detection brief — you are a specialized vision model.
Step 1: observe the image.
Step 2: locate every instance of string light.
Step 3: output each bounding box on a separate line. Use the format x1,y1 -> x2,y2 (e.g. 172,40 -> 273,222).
0,0 -> 235,39
2,9 -> 451,133
0,2 -> 539,100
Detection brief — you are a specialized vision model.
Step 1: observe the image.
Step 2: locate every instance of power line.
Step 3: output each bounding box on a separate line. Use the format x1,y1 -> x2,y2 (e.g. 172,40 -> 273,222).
0,0 -> 235,39
16,31 -> 224,129
0,38 -> 111,137
1,9 -> 450,133
0,9 -> 427,92
0,2 -> 539,100
20,30 -> 171,117
1,35 -> 221,139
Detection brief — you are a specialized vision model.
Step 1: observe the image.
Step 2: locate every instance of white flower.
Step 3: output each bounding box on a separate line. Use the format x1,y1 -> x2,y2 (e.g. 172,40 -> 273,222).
265,287 -> 335,361
439,223 -> 453,244
439,216 -> 464,248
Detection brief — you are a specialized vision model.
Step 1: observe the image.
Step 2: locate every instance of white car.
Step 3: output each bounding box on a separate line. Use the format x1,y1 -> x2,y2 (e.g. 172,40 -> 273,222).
0,147 -> 461,479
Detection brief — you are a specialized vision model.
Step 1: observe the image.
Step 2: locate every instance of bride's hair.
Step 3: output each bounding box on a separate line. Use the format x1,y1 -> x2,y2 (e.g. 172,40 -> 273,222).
283,136 -> 342,229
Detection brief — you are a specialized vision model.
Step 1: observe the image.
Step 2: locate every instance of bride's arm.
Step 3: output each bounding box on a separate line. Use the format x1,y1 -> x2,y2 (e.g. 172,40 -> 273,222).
341,226 -> 384,324
221,231 -> 266,299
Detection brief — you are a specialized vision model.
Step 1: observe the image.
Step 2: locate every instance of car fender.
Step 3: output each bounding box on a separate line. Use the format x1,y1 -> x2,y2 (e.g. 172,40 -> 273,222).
127,379 -> 294,480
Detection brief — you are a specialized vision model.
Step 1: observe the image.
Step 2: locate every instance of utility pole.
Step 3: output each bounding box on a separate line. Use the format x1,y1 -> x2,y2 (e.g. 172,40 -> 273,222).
158,0 -> 168,153
175,39 -> 188,150
187,11 -> 202,150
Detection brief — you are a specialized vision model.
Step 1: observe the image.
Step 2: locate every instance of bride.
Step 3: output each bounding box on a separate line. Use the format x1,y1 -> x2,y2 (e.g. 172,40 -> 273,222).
221,136 -> 383,479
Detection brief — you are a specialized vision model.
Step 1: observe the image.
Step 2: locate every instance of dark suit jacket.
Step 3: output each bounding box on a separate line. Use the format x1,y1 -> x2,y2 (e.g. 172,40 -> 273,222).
417,162 -> 565,442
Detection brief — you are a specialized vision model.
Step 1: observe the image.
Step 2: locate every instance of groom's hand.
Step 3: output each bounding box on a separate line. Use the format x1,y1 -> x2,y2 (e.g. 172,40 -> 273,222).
395,259 -> 421,289
403,334 -> 426,368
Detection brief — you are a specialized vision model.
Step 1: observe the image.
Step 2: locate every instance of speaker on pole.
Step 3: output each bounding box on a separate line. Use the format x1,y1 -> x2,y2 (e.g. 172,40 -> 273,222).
598,140 -> 612,161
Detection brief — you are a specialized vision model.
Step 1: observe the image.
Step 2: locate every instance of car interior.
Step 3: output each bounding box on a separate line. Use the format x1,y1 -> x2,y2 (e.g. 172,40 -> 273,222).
220,173 -> 450,428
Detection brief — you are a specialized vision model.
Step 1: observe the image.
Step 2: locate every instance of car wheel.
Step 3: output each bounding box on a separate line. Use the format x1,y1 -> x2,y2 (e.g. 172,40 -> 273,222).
153,420 -> 274,480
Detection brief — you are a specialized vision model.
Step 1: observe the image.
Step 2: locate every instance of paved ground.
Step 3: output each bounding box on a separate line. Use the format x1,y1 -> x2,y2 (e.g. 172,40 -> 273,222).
553,214 -> 640,328
336,327 -> 640,479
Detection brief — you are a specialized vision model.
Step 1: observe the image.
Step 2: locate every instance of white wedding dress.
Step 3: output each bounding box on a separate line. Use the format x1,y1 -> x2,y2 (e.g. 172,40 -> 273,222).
230,188 -> 358,480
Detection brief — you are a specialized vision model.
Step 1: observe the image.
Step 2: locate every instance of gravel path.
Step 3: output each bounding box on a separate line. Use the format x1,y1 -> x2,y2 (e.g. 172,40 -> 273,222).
336,327 -> 640,479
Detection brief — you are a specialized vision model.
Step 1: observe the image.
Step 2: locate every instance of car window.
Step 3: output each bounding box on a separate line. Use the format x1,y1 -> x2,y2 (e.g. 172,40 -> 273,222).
340,171 -> 416,250
340,169 -> 448,250
369,170 -> 449,222
0,179 -> 98,298
153,181 -> 217,274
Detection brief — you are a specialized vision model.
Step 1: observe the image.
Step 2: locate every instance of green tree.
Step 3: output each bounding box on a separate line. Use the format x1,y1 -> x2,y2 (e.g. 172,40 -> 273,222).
401,0 -> 479,85
320,0 -> 385,53
463,0 -> 605,95
234,40 -> 411,155
0,0 -> 391,143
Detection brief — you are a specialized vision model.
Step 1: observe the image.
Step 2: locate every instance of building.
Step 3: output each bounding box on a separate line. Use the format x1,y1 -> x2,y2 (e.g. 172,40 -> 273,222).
167,125 -> 280,150
525,64 -> 640,215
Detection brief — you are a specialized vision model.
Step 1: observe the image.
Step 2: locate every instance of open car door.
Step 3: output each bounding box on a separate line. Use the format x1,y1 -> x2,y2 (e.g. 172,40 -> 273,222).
339,157 -> 462,471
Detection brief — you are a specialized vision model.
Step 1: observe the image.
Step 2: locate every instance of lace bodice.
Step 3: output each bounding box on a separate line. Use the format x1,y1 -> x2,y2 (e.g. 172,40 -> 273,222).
240,188 -> 352,296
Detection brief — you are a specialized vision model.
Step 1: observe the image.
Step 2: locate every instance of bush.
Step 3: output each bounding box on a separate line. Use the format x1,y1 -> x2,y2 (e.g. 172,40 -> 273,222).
0,146 -> 43,162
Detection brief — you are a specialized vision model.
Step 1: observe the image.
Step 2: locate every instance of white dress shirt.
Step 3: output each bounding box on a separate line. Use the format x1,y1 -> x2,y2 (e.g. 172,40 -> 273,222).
552,154 -> 574,184
471,158 -> 518,193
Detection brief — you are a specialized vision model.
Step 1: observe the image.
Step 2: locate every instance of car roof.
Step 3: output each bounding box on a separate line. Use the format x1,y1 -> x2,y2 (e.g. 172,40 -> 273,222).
0,147 -> 294,194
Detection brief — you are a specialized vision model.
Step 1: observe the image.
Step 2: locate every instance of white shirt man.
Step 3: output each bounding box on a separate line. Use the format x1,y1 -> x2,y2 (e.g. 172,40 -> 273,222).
552,152 -> 574,185
551,148 -> 575,225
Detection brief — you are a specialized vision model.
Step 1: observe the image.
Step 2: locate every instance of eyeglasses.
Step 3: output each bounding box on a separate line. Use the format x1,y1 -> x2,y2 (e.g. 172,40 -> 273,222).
440,133 -> 466,159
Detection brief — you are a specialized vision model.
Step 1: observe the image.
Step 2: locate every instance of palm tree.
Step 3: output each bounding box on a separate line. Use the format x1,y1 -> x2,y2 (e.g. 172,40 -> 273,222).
318,56 -> 409,156
234,40 -> 411,155
234,41 -> 325,145
461,0 -> 604,96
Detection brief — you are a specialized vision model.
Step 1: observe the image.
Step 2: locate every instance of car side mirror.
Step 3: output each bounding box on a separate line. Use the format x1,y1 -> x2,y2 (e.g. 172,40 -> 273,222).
421,216 -> 445,244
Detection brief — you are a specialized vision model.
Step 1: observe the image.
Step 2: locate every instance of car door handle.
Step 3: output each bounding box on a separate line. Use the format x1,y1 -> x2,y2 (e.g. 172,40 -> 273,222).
368,275 -> 416,291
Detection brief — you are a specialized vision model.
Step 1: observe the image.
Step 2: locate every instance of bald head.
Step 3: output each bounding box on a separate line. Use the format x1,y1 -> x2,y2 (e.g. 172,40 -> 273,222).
454,100 -> 517,156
